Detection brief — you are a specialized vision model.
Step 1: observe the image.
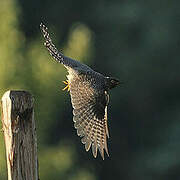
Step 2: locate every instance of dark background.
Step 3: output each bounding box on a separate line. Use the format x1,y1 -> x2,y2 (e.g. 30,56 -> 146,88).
0,0 -> 180,179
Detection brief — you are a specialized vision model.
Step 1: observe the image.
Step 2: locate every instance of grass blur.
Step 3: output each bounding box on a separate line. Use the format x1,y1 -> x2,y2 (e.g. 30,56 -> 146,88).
1,0 -> 180,179
0,0 -> 96,179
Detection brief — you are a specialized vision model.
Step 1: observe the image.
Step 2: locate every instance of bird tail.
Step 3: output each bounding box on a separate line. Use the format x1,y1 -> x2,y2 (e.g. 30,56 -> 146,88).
40,23 -> 65,65
40,23 -> 91,69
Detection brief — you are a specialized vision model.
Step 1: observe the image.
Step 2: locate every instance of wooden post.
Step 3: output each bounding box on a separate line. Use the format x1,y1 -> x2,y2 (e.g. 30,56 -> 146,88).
1,90 -> 39,180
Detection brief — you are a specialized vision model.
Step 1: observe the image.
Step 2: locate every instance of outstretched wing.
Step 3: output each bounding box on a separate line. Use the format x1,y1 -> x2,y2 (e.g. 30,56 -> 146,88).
69,72 -> 109,159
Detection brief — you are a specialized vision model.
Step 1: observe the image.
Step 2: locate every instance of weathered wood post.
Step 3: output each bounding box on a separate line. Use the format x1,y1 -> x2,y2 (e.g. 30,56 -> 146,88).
1,90 -> 39,180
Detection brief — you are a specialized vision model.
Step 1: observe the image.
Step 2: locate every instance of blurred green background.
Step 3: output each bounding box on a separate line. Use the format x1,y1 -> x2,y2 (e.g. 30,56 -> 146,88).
0,0 -> 180,179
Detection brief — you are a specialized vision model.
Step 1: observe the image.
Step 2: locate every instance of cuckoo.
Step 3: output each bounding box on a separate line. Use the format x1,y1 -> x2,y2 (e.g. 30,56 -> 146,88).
40,23 -> 120,160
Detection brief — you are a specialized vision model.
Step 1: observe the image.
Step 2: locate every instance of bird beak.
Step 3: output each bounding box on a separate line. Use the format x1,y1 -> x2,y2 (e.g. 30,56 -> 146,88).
118,81 -> 124,86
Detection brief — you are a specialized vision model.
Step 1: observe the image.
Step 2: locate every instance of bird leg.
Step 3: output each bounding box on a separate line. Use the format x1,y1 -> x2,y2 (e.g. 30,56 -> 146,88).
62,80 -> 70,91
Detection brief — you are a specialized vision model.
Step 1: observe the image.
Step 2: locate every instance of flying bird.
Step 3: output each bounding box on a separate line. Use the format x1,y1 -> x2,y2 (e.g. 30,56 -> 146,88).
40,23 -> 120,160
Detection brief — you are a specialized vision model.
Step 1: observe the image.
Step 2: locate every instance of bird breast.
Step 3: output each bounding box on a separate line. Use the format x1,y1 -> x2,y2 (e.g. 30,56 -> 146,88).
66,67 -> 78,83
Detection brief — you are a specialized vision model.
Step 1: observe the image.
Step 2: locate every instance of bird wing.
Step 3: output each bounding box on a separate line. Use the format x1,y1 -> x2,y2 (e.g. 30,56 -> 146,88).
40,23 -> 92,71
69,72 -> 110,160
40,23 -> 110,159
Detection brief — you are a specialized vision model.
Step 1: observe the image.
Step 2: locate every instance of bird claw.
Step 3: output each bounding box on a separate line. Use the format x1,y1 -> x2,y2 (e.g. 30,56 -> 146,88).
62,80 -> 70,91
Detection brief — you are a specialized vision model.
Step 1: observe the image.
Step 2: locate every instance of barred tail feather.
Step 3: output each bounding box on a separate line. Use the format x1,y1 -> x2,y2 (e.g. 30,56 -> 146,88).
40,23 -> 65,64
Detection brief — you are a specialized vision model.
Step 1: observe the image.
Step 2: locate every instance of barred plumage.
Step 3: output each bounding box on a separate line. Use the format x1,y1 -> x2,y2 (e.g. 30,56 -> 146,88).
40,23 -> 92,71
70,72 -> 109,159
40,23 -> 119,160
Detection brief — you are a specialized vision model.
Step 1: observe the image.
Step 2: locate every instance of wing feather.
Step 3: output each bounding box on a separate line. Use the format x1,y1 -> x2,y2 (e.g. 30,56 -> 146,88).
69,72 -> 109,159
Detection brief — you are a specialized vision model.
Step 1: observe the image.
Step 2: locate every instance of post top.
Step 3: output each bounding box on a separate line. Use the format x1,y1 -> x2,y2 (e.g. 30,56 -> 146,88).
2,90 -> 34,113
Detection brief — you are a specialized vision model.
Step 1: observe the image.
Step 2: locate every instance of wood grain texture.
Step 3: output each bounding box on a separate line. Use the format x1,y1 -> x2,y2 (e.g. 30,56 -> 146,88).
1,90 -> 39,180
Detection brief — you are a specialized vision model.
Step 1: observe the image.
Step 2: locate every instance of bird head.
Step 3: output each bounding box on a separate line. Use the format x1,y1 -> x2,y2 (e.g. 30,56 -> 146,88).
105,77 -> 120,89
